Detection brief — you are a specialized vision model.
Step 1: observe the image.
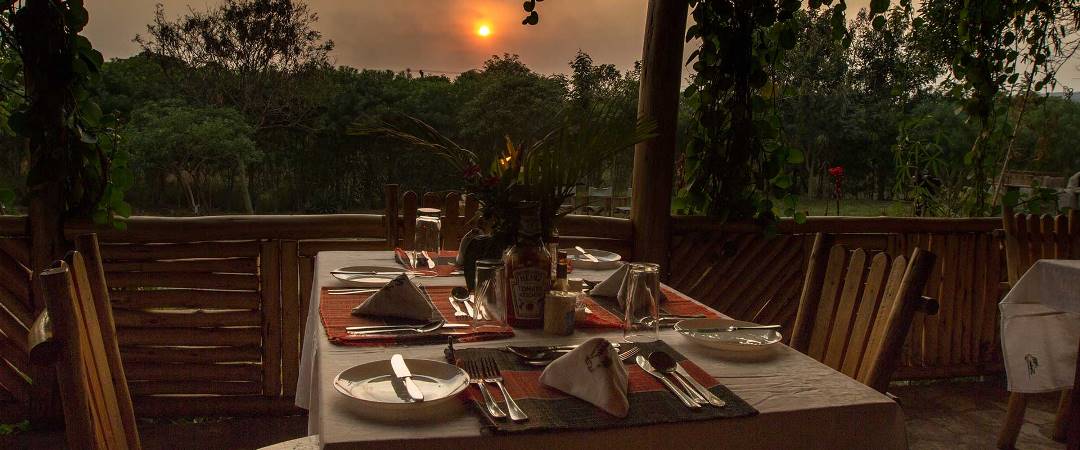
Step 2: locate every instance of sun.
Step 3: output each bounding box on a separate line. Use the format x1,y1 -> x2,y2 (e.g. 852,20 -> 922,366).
476,24 -> 492,38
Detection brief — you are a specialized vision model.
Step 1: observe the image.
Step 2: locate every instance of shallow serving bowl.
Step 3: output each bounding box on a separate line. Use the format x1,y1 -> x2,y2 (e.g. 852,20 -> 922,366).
674,318 -> 783,352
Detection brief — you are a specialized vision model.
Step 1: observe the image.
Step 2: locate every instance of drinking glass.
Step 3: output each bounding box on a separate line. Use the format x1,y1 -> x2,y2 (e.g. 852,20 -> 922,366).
622,263 -> 660,343
413,208 -> 442,263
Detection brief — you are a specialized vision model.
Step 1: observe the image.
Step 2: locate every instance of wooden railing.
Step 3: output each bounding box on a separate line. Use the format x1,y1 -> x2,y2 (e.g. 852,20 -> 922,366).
0,211 -> 1006,421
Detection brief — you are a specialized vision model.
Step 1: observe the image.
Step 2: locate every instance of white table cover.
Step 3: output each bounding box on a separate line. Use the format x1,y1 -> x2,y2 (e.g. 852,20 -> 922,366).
297,251 -> 907,449
1000,259 -> 1080,393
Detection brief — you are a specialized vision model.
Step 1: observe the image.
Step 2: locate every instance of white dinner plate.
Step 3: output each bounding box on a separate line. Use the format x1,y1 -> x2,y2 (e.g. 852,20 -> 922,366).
674,318 -> 783,352
331,265 -> 406,287
562,248 -> 622,270
333,358 -> 469,412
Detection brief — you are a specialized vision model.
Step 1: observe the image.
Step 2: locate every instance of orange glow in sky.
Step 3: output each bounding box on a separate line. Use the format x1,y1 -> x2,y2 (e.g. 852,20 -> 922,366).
476,24 -> 492,37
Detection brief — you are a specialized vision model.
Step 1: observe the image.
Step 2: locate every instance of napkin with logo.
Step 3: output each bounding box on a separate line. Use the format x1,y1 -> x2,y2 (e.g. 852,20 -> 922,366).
538,338 -> 629,417
351,274 -> 437,321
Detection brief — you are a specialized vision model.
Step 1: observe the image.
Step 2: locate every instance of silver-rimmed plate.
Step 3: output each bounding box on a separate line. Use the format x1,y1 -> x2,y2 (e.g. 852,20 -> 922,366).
674,318 -> 783,352
563,248 -> 622,270
331,265 -> 406,287
333,358 -> 469,411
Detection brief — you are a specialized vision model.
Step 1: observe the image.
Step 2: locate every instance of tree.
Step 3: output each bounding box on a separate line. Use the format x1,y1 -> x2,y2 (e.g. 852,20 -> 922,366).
136,0 -> 333,213
123,101 -> 259,215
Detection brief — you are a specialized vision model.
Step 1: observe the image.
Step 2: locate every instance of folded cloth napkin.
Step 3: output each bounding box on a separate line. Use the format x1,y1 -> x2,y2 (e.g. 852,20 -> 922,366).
351,274 -> 437,321
539,338 -> 629,418
588,263 -> 628,299
589,263 -> 664,310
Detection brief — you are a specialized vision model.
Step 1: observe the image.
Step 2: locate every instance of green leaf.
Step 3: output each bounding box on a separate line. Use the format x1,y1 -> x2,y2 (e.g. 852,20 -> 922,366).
0,188 -> 14,207
786,148 -> 805,164
772,174 -> 792,189
870,0 -> 889,14
79,99 -> 102,127
794,211 -> 807,224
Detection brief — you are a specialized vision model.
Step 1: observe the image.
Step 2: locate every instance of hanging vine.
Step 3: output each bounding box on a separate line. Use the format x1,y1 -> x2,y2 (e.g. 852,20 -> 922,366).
1,0 -> 131,227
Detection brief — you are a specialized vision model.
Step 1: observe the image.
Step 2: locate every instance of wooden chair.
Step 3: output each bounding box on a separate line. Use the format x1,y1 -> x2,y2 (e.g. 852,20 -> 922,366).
395,189 -> 478,251
30,234 -> 140,450
790,234 -> 938,393
998,204 -> 1079,448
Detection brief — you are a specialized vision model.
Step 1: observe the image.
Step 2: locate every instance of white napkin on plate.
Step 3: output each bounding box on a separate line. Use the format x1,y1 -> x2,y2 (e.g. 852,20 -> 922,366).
539,338 -> 629,417
351,274 -> 437,321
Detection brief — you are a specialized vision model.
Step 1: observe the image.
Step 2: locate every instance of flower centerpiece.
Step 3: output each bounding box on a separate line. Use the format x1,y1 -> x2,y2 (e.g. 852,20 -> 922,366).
359,108 -> 655,251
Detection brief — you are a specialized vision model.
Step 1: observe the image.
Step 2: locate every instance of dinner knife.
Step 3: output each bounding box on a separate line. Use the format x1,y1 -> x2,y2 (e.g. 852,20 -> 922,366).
331,270 -> 407,275
635,355 -> 699,409
674,362 -> 726,407
390,354 -> 425,402
345,323 -> 469,332
692,324 -> 782,333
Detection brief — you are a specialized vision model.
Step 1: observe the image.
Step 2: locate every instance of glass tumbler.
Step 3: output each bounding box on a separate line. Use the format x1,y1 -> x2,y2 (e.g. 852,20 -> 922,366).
413,207 -> 442,263
622,263 -> 660,343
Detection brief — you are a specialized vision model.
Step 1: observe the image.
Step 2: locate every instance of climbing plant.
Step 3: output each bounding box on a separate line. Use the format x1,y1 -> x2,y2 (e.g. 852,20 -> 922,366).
0,0 -> 131,276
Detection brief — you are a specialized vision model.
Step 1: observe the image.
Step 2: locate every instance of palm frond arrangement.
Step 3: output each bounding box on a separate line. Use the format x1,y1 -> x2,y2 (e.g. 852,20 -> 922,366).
353,103 -> 655,244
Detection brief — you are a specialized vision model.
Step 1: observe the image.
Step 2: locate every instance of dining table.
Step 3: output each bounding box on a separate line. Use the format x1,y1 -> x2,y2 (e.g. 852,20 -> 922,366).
296,251 -> 907,449
999,259 -> 1080,393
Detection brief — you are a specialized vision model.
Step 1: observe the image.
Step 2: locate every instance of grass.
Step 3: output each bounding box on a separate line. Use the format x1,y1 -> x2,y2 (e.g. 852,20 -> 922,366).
791,197 -> 912,217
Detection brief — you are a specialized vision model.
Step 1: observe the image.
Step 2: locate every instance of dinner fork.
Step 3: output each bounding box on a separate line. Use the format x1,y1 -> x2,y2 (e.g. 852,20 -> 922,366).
463,359 -> 506,420
479,357 -> 528,422
617,346 -> 641,362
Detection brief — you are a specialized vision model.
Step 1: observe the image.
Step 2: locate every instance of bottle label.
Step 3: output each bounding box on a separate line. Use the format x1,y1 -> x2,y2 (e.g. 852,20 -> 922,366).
510,267 -> 547,318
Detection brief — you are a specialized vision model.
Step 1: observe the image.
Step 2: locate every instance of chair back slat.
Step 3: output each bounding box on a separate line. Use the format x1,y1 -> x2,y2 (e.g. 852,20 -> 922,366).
793,234 -> 937,393
401,191 -> 419,249
1067,208 -> 1075,257
858,253 -> 908,384
840,252 -> 891,378
1002,203 -> 1080,285
40,246 -> 138,450
1025,214 -> 1041,270
422,192 -> 441,209
1040,215 -> 1056,261
442,192 -> 462,250
823,249 -> 868,369
1055,214 -> 1070,259
861,249 -> 935,392
806,244 -> 849,360
74,235 -> 141,448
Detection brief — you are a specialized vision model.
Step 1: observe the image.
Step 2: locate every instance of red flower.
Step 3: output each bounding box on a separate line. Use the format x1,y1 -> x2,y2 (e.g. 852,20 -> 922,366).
828,166 -> 844,178
462,164 -> 482,179
483,175 -> 500,188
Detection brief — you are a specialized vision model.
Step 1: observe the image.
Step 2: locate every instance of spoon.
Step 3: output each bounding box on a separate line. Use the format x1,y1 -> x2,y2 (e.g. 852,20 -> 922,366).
647,351 -> 725,407
450,286 -> 477,318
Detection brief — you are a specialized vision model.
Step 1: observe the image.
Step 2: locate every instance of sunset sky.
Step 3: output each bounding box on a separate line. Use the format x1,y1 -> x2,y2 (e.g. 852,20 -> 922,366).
85,1 -> 1077,87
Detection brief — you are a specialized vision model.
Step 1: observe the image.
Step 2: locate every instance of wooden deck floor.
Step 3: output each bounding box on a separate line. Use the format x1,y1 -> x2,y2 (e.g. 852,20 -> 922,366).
1,376 -> 1068,449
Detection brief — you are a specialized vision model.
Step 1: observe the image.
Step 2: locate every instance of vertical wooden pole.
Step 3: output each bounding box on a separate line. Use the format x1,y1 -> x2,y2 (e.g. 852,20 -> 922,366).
630,0 -> 687,274
384,184 -> 399,249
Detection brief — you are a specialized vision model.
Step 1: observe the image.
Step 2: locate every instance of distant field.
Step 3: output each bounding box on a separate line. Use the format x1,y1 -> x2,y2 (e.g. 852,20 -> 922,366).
788,197 -> 911,217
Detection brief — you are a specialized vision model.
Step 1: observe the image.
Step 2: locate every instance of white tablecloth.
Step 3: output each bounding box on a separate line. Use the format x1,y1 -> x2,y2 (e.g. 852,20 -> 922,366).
1000,259 -> 1080,393
297,251 -> 906,449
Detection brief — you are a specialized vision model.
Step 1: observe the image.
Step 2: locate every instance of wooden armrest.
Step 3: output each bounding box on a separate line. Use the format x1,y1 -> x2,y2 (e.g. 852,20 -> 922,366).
28,310 -> 59,366
917,296 -> 940,316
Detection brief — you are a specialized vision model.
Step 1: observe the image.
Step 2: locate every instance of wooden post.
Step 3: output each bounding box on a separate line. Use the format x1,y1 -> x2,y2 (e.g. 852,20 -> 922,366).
630,0 -> 687,274
384,184 -> 399,248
